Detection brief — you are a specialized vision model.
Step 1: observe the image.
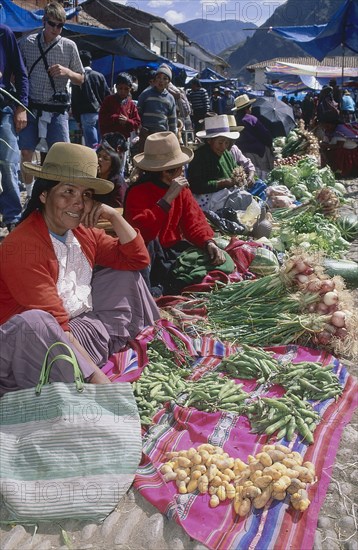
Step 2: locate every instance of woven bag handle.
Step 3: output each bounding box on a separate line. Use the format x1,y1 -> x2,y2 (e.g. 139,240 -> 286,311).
35,342 -> 84,395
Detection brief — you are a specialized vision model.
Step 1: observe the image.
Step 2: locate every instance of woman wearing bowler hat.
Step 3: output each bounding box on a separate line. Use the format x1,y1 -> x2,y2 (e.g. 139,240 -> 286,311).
232,94 -> 274,180
187,114 -> 254,213
124,131 -> 227,295
0,142 -> 159,394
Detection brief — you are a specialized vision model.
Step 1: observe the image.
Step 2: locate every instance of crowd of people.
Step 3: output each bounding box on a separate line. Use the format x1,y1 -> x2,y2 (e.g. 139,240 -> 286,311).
0,3 -> 357,391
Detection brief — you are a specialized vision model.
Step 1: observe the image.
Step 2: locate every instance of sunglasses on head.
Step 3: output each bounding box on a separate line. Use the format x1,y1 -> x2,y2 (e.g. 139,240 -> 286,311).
166,167 -> 180,174
46,20 -> 64,29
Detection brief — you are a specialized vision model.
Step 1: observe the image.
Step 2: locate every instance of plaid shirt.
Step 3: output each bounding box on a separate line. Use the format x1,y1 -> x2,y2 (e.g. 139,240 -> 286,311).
19,31 -> 83,105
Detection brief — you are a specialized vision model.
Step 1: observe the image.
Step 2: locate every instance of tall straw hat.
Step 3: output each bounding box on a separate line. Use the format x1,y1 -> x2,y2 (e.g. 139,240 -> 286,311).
227,114 -> 244,133
22,143 -> 114,194
232,94 -> 256,112
133,132 -> 193,171
196,114 -> 240,140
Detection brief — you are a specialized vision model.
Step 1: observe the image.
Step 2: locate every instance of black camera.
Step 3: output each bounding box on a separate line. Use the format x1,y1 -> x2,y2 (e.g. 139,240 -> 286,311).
52,91 -> 70,104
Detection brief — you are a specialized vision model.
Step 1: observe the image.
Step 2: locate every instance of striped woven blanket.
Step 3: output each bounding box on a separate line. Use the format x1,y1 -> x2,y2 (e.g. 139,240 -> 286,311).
103,321 -> 358,550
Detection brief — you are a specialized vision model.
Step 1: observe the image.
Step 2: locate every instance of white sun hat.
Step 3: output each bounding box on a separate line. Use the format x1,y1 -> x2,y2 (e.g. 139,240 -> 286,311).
196,114 -> 240,140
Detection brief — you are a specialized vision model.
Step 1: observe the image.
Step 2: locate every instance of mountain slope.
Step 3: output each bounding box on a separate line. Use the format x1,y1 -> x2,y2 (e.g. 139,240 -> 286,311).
228,0 -> 349,76
175,19 -> 256,56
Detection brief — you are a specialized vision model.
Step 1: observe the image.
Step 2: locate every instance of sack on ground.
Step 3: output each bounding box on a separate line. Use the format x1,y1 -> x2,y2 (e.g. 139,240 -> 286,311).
0,343 -> 142,522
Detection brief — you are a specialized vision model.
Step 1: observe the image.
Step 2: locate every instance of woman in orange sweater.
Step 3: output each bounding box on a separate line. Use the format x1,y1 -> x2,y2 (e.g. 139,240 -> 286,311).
0,143 -> 159,395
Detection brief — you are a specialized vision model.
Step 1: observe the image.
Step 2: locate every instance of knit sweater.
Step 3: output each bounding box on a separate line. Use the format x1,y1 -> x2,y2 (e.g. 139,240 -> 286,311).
124,179 -> 214,249
0,211 -> 149,330
187,144 -> 237,194
137,87 -> 177,133
99,94 -> 141,139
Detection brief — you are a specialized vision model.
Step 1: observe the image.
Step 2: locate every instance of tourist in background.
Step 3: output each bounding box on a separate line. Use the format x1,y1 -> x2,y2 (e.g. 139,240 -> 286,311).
18,2 -> 84,199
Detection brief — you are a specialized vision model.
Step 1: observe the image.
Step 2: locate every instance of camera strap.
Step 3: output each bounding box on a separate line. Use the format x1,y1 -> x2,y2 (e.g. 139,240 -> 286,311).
31,34 -> 60,94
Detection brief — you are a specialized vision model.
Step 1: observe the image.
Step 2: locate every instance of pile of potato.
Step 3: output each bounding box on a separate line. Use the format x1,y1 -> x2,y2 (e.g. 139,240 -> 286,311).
160,443 -> 316,515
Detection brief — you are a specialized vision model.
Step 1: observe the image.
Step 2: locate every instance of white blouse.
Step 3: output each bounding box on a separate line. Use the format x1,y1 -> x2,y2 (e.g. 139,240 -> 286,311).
50,230 -> 93,319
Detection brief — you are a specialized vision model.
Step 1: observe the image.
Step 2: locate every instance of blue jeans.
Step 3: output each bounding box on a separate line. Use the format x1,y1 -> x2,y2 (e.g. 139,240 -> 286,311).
80,112 -> 99,148
0,107 -> 22,225
18,110 -> 69,151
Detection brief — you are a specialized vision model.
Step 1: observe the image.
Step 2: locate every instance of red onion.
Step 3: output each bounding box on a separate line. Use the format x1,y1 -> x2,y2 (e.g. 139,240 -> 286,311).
320,280 -> 335,294
296,274 -> 309,284
316,331 -> 332,345
330,311 -> 346,328
295,260 -> 308,273
322,291 -> 339,306
335,327 -> 348,340
316,302 -> 329,314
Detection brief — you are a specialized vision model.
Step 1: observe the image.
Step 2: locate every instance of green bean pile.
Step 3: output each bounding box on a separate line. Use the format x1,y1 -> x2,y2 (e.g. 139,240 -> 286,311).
219,344 -> 280,384
272,361 -> 342,401
184,374 -> 249,415
132,345 -> 191,425
247,395 -> 320,444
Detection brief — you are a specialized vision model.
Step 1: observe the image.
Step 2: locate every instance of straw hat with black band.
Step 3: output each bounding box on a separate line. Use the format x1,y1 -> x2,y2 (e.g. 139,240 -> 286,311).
22,142 -> 114,194
232,94 -> 256,112
132,131 -> 193,171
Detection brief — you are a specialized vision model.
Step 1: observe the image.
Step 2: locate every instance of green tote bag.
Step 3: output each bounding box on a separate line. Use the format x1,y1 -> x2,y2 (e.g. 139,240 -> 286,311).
0,343 -> 142,522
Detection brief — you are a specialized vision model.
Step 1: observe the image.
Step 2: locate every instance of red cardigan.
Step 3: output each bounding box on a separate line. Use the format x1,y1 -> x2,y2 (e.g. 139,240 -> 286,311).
0,211 -> 149,330
124,180 -> 214,249
99,95 -> 141,139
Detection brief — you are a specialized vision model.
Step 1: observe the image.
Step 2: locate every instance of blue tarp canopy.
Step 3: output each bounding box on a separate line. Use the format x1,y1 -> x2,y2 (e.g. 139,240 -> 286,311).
200,67 -> 226,81
0,0 -> 79,32
62,23 -> 163,62
271,0 -> 358,61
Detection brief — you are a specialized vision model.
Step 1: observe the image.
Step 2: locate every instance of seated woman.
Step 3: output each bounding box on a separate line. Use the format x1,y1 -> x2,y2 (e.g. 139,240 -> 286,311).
96,132 -> 128,207
124,132 -> 227,296
0,143 -> 159,395
186,114 -> 254,213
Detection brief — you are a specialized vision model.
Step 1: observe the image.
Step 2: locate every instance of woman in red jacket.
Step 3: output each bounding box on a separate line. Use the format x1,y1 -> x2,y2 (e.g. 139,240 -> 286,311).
124,131 -> 226,296
0,142 -> 159,395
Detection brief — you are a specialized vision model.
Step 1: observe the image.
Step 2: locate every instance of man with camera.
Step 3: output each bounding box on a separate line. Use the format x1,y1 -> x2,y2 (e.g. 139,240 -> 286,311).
18,2 -> 84,198
0,24 -> 28,233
